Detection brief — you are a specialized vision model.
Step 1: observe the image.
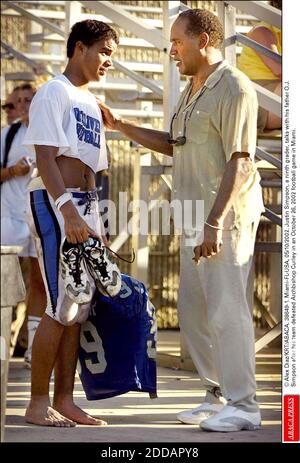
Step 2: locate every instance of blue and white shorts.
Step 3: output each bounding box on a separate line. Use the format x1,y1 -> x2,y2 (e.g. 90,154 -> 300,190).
28,185 -> 104,326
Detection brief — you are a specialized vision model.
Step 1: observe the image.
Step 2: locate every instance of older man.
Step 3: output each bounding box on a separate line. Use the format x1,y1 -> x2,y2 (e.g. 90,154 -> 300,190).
99,8 -> 264,432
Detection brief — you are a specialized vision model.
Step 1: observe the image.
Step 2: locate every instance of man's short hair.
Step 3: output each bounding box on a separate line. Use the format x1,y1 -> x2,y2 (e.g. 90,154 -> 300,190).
178,9 -> 224,49
67,19 -> 119,58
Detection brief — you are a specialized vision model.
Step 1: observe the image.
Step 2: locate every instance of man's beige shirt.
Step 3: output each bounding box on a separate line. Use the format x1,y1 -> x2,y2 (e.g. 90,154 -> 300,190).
171,60 -> 265,230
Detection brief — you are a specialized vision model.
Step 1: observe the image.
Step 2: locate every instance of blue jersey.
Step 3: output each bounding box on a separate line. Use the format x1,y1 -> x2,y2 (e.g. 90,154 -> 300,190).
78,274 -> 157,400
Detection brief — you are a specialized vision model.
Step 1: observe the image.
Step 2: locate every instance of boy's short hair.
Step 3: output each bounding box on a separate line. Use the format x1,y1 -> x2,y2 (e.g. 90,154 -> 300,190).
67,19 -> 119,58
178,9 -> 224,49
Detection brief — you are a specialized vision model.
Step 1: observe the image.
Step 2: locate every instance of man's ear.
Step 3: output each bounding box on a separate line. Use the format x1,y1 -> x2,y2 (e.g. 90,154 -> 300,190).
198,32 -> 210,50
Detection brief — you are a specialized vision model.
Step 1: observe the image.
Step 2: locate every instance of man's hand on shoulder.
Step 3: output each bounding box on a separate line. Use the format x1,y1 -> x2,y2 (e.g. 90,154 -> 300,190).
95,96 -> 120,130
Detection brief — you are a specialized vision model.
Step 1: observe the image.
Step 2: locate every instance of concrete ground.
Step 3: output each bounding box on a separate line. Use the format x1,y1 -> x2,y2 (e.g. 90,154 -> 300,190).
4,330 -> 281,443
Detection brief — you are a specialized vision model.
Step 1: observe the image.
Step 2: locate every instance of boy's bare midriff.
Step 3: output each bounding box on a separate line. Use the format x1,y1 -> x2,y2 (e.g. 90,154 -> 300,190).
56,155 -> 96,191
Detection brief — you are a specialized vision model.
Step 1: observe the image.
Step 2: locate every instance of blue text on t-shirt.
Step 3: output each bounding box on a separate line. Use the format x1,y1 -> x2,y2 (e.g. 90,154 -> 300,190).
74,107 -> 100,148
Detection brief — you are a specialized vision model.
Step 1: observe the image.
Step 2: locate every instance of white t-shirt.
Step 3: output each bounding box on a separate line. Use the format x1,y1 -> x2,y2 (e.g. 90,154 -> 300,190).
1,124 -> 36,221
23,74 -> 108,173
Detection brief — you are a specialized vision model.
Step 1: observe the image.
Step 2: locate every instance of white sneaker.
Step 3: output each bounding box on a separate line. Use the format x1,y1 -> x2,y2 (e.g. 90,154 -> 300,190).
82,236 -> 122,298
177,402 -> 225,425
60,238 -> 93,304
200,405 -> 261,432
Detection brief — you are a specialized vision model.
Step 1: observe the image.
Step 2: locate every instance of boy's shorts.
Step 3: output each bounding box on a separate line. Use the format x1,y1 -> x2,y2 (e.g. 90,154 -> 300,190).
28,185 -> 104,326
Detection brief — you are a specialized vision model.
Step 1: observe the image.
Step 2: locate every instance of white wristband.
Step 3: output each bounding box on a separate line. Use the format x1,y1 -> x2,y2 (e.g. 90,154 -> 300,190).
55,192 -> 72,211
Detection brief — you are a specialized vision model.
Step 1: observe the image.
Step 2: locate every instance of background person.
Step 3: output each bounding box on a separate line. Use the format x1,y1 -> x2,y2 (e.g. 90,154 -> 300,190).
238,0 -> 281,131
1,83 -> 46,368
1,86 -> 20,125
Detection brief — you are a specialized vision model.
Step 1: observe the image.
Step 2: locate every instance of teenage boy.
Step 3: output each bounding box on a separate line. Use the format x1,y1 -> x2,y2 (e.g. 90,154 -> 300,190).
23,20 -> 120,427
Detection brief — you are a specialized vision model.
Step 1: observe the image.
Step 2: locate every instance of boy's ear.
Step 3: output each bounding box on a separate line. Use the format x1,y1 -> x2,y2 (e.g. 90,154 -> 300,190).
75,40 -> 86,55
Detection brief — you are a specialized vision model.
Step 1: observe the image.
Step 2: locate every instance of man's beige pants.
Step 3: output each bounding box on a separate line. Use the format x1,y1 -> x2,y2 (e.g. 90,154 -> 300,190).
178,222 -> 259,412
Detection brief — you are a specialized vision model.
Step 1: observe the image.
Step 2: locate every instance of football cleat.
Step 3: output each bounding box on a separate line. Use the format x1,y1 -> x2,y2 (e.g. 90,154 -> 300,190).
60,238 -> 93,304
82,236 -> 122,298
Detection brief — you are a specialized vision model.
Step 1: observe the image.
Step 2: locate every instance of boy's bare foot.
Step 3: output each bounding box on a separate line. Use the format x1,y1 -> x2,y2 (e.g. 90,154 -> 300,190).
25,399 -> 76,427
53,400 -> 107,425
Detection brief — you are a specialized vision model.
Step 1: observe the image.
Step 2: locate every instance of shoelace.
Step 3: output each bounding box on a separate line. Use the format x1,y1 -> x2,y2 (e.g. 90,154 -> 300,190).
84,238 -> 135,265
88,250 -> 110,280
65,250 -> 83,287
104,246 -> 136,264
